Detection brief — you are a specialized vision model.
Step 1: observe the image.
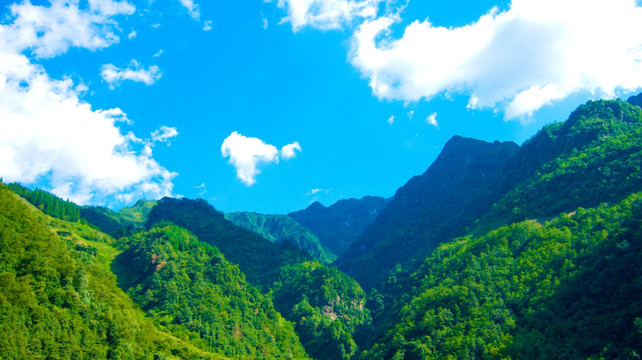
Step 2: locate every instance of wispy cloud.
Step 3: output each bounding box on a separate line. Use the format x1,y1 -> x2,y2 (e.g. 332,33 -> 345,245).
101,60 -> 162,89
152,49 -> 164,58
128,30 -> 137,39
351,0 -> 642,120
221,132 -> 301,186
203,20 -> 213,31
151,126 -> 179,145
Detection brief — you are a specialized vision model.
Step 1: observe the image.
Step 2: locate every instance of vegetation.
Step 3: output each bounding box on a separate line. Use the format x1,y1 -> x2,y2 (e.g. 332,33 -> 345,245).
360,194 -> 642,359
113,224 -> 309,359
225,211 -> 336,263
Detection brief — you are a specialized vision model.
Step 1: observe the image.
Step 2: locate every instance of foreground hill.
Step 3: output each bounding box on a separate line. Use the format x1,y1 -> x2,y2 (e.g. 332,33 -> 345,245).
0,183 -> 223,359
288,196 -> 389,256
224,211 -> 336,263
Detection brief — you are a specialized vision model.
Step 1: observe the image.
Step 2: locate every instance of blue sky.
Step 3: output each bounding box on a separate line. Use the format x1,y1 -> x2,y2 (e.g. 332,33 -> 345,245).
2,0 -> 642,214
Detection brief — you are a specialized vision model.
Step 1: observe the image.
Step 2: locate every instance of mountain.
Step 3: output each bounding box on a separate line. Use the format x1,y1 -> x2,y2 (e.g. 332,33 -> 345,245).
336,136 -> 520,290
288,196 -> 390,256
224,212 -> 337,263
338,99 -> 642,291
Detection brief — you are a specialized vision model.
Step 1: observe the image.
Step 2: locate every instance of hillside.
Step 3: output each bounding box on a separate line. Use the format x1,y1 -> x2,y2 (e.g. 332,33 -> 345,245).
0,183 -> 224,359
288,196 -> 389,256
224,211 -> 336,263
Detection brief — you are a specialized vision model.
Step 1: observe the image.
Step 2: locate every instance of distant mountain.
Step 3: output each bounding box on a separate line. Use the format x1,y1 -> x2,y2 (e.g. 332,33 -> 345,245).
336,136 -> 520,290
225,212 -> 337,263
80,200 -> 157,238
288,196 -> 390,256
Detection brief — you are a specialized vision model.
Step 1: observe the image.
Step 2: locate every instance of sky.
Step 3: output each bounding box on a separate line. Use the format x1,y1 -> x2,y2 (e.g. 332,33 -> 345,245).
2,0 -> 642,214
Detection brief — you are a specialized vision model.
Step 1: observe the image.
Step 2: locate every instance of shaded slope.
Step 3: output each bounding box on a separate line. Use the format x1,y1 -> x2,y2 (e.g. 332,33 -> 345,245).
288,196 -> 389,256
336,137 -> 519,290
225,211 -> 336,263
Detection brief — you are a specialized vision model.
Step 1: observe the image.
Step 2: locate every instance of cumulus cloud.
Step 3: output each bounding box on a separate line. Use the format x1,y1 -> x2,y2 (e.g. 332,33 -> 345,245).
0,0 -> 177,206
101,60 -> 162,88
350,0 -> 642,119
387,114 -> 395,124
281,141 -> 302,160
203,20 -> 213,31
221,132 -> 301,186
128,30 -> 137,39
179,0 -> 201,20
276,0 -> 383,31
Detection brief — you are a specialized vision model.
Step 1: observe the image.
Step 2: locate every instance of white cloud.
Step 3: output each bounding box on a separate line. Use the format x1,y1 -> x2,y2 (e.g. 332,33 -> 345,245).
221,132 -> 301,186
3,0 -> 135,58
427,112 -> 438,128
387,114 -> 395,124
281,141 -> 302,160
261,12 -> 269,29
350,0 -> 642,119
151,126 -> 179,145
101,60 -> 162,88
152,49 -> 164,57
0,0 -> 177,207
179,0 -> 200,20
128,30 -> 137,39
407,110 -> 414,119
203,20 -> 213,31
276,0 -> 383,31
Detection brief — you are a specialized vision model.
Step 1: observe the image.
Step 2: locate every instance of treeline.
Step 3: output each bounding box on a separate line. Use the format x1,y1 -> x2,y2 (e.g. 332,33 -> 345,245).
6,182 -> 80,222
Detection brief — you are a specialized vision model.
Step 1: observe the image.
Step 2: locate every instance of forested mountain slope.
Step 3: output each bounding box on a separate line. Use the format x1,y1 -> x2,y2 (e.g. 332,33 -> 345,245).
288,196 -> 389,256
224,211 -> 336,263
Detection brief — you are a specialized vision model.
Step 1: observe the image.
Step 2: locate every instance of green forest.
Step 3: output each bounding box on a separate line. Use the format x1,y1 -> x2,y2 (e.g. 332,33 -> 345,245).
1,97 -> 642,359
